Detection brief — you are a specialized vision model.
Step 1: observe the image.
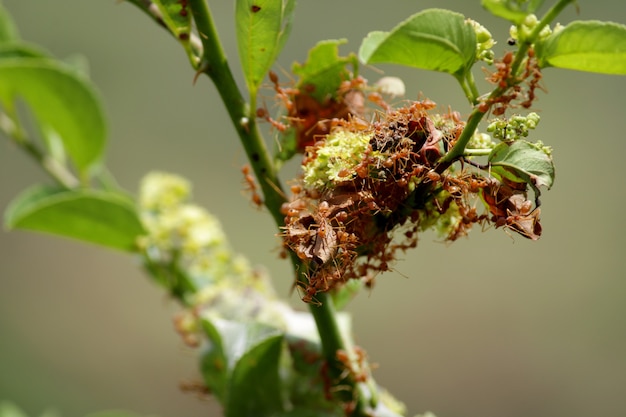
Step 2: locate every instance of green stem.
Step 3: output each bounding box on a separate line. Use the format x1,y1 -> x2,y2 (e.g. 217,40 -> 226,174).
290,252 -> 374,413
455,75 -> 475,105
188,1 -> 371,413
465,70 -> 481,105
463,148 -> 492,156
189,0 -> 285,227
0,111 -> 78,188
309,290 -> 374,413
511,0 -> 575,77
439,105 -> 486,164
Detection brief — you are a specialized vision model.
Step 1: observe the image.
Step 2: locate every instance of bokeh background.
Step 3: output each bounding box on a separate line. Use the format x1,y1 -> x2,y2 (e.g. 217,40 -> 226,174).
1,1 -> 625,416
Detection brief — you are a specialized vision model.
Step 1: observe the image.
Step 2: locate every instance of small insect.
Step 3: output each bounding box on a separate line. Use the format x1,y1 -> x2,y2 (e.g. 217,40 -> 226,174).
336,347 -> 369,383
241,164 -> 263,208
426,170 -> 441,182
179,379 -> 211,398
294,277 -> 321,306
256,107 -> 289,132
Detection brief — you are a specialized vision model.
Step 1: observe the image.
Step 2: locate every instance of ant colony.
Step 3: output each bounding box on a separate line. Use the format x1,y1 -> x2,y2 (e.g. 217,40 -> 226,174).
251,55 -> 549,303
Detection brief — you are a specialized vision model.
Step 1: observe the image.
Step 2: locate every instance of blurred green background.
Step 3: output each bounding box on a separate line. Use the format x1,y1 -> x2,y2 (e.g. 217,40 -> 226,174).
1,1 -> 625,416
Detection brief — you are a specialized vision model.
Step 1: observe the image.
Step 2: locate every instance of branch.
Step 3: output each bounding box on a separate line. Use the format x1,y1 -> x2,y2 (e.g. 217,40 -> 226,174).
440,0 -> 576,165
188,1 -> 374,413
188,0 -> 286,226
0,112 -> 78,188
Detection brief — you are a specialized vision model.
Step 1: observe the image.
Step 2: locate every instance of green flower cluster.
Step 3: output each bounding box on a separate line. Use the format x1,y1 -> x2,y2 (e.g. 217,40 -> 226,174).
509,14 -> 557,42
469,19 -> 495,64
487,112 -> 540,141
303,129 -> 372,188
467,131 -> 496,150
137,172 -> 286,326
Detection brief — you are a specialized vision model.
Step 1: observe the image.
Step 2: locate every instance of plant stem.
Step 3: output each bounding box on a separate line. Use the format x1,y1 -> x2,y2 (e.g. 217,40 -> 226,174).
189,0 -> 286,227
188,1 -> 371,413
510,0 -> 575,76
440,0 -> 575,166
309,289 -> 374,413
463,148 -> 492,156
465,70 -> 481,104
0,112 -> 78,188
439,104 -> 486,164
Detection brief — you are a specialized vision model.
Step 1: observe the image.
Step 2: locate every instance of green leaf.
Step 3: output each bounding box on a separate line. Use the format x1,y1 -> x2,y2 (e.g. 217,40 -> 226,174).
227,329 -> 285,417
0,59 -> 107,174
481,0 -> 546,24
151,0 -> 193,55
0,3 -> 19,43
292,39 -> 358,102
236,0 -> 296,95
488,140 -> 555,193
200,319 -> 229,401
0,42 -> 49,59
201,319 -> 286,416
358,9 -> 477,78
275,39 -> 358,163
536,21 -> 626,75
284,335 -> 342,415
4,185 -> 144,252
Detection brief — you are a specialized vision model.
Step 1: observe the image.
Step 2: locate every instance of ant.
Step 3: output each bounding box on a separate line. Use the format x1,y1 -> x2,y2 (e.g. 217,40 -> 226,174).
519,48 -> 545,109
336,346 -> 369,384
255,107 -> 290,132
179,379 -> 211,399
293,273 -> 322,306
241,164 -> 263,208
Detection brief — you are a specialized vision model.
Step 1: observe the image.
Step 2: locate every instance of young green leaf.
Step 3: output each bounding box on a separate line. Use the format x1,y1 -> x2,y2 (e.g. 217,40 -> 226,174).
284,335 -> 343,415
292,39 -> 357,102
0,59 -> 107,174
150,0 -> 194,60
151,0 -> 191,39
274,39 -> 358,163
481,0 -> 546,24
4,185 -> 144,252
200,319 -> 229,401
236,0 -> 296,96
0,42 -> 49,59
227,329 -> 285,417
536,20 -> 626,75
488,140 -> 555,194
358,9 -> 476,78
201,318 -> 286,415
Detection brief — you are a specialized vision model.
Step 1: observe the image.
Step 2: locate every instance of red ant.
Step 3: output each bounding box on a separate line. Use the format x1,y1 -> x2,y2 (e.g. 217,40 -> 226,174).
255,107 -> 289,132
241,164 -> 263,208
487,51 -> 514,89
294,274 -> 322,306
179,379 -> 211,399
520,48 -> 545,108
336,346 -> 369,384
